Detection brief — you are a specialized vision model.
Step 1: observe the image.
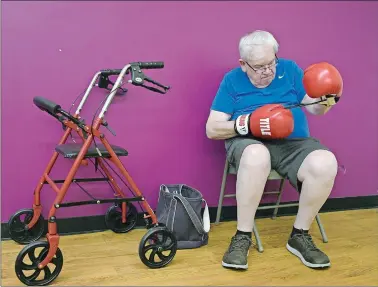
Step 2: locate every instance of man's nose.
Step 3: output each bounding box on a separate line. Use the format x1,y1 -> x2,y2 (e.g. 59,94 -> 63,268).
263,66 -> 272,74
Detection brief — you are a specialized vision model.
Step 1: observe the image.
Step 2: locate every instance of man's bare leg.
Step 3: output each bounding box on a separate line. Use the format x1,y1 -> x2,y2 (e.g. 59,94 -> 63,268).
222,144 -> 271,270
287,149 -> 338,269
236,144 -> 271,232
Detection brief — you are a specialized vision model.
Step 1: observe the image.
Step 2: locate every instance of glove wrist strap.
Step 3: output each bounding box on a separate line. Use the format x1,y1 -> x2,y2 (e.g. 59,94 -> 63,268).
234,114 -> 250,136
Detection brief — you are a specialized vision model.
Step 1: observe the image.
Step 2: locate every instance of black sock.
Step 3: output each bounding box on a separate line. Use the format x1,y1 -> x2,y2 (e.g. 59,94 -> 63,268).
236,230 -> 252,238
290,227 -> 309,238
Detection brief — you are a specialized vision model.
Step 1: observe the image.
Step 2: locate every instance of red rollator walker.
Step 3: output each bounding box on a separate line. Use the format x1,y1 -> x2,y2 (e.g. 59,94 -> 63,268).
7,61 -> 178,286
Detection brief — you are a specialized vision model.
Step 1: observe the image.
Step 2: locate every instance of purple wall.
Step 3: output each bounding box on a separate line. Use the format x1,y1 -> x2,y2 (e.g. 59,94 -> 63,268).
2,1 -> 378,221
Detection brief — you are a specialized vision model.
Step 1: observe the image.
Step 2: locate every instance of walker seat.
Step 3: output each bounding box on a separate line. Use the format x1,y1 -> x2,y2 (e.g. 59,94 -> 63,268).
55,143 -> 128,158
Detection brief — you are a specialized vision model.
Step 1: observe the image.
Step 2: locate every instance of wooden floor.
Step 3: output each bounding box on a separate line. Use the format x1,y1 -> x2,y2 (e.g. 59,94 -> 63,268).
2,209 -> 378,286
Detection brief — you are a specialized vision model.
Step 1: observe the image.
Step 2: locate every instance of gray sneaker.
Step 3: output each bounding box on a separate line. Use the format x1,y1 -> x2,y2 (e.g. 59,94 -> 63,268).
286,231 -> 330,269
222,234 -> 252,270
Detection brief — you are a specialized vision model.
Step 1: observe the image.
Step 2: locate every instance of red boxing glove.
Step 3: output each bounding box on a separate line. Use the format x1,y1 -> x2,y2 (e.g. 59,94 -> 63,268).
303,62 -> 343,106
235,104 -> 294,139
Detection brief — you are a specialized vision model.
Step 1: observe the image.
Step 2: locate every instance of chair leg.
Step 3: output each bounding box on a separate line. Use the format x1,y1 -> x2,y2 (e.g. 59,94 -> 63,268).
253,222 -> 264,253
215,160 -> 229,225
272,178 -> 285,219
315,214 -> 328,243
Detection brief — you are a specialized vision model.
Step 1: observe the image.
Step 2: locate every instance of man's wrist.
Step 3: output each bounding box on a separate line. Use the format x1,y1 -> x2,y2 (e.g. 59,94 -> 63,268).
313,101 -> 332,115
234,114 -> 250,136
318,95 -> 338,107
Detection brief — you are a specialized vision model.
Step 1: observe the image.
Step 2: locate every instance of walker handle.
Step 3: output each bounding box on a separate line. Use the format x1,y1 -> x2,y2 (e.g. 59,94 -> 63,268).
100,62 -> 163,76
131,62 -> 164,69
100,69 -> 122,76
33,96 -> 61,114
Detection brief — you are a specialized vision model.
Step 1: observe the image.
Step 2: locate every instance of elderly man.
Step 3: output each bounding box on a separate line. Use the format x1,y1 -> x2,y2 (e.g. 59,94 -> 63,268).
206,30 -> 343,270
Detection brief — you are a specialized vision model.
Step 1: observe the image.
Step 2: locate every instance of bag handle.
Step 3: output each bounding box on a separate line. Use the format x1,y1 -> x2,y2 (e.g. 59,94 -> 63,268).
160,184 -> 210,234
166,197 -> 177,231
171,193 -> 207,235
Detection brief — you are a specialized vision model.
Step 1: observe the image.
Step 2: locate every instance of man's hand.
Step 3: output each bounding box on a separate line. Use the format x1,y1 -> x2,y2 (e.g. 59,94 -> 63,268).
235,104 -> 294,139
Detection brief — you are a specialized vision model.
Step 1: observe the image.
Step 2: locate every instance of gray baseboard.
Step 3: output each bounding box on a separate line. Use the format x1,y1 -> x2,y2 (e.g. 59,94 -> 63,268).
2,195 -> 377,240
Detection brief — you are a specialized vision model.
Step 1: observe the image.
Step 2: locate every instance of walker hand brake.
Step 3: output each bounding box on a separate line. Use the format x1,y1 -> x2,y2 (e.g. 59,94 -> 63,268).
140,84 -> 167,94
144,76 -> 171,91
102,120 -> 116,136
129,62 -> 170,94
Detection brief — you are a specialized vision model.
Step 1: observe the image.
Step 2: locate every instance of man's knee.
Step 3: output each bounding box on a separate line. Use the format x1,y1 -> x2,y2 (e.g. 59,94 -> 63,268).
239,144 -> 271,173
298,149 -> 338,182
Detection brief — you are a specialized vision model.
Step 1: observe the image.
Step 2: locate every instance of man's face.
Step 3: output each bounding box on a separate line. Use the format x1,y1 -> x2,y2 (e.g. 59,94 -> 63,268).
239,45 -> 277,88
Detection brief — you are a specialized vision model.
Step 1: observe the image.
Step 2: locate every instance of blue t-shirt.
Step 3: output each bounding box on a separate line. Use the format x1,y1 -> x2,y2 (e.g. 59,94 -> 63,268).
211,58 -> 310,138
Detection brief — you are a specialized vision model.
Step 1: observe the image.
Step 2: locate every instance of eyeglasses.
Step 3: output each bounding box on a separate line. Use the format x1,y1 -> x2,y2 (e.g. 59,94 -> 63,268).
245,55 -> 279,74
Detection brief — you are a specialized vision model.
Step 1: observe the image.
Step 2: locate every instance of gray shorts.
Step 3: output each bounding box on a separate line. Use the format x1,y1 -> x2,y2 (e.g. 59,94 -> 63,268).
225,136 -> 330,192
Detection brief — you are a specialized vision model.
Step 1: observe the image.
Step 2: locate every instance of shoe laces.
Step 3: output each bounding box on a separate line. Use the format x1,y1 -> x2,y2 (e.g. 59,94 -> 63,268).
295,232 -> 319,251
230,235 -> 251,252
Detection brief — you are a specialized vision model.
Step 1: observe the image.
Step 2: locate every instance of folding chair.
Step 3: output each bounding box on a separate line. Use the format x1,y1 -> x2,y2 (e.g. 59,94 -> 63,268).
215,158 -> 328,253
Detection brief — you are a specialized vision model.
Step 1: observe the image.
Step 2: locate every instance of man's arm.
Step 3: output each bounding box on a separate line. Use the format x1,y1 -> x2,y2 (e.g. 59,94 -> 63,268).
206,110 -> 237,140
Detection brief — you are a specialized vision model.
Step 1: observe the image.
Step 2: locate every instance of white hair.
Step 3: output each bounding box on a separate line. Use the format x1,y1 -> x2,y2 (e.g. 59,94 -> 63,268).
238,30 -> 279,60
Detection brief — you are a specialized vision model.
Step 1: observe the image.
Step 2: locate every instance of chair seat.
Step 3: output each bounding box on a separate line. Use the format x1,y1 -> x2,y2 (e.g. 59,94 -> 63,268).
228,164 -> 283,180
268,170 -> 282,180
55,143 -> 128,159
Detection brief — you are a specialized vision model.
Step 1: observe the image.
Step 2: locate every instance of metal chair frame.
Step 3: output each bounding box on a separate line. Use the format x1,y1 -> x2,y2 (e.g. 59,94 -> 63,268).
215,158 -> 328,252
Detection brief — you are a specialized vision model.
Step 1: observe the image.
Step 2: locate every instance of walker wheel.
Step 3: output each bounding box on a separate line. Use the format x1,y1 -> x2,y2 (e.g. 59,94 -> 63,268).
15,241 -> 63,286
138,226 -> 177,269
105,203 -> 138,233
8,209 -> 45,244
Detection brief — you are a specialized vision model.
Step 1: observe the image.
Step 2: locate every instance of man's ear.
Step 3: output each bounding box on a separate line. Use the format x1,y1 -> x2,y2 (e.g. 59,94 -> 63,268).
239,59 -> 247,72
